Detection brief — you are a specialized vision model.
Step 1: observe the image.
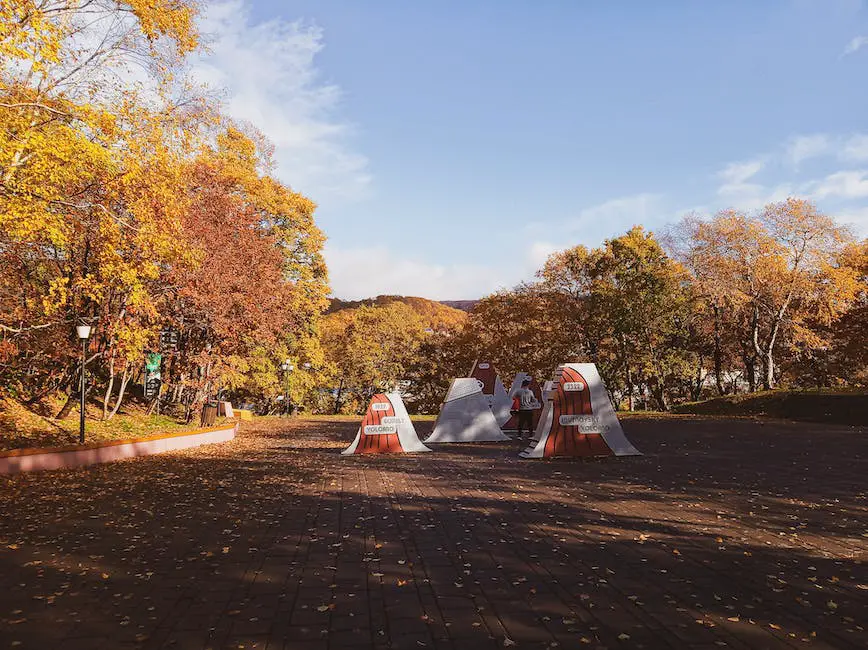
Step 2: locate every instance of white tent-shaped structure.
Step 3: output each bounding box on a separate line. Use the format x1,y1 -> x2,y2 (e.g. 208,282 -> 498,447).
470,360 -> 512,426
425,378 -> 510,443
520,364 -> 641,459
342,392 -> 431,455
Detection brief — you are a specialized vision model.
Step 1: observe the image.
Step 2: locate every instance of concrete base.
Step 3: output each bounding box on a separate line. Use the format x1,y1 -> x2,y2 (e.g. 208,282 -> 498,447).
0,424 -> 238,475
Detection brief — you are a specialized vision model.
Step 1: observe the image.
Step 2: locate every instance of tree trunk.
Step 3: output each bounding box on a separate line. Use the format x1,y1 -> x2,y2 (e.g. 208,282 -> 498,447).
56,381 -> 97,419
106,364 -> 130,420
691,353 -> 704,402
760,311 -> 786,391
102,357 -> 116,420
713,304 -> 724,396
740,340 -> 757,393
745,356 -> 756,392
146,395 -> 160,416
56,393 -> 77,419
172,378 -> 183,404
651,382 -> 669,411
749,304 -> 763,393
333,378 -> 344,414
184,393 -> 194,423
26,371 -> 69,406
623,337 -> 635,411
763,350 -> 775,391
56,352 -> 100,418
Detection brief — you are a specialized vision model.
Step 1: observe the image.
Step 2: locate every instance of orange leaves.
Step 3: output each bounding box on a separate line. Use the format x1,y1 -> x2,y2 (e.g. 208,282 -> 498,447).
671,200 -> 861,390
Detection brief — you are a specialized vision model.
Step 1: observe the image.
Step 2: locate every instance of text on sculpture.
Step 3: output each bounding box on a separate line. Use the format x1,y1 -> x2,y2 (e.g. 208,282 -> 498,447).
557,414 -> 609,432
364,424 -> 398,435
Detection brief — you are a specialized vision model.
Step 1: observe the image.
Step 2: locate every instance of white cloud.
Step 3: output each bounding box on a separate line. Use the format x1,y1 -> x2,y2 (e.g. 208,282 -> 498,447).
780,133 -> 868,165
835,205 -> 868,233
713,145 -> 868,233
713,157 -> 793,210
717,159 -> 765,185
527,241 -> 561,269
842,35 -> 868,56
324,239 -> 570,300
568,193 -> 664,233
785,134 -> 833,165
806,170 -> 868,199
324,245 -> 514,300
192,0 -> 371,203
716,181 -> 794,212
842,134 -> 868,162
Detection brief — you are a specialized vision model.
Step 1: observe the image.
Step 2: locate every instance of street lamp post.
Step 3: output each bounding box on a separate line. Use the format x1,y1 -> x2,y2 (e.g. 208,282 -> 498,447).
75,323 -> 92,444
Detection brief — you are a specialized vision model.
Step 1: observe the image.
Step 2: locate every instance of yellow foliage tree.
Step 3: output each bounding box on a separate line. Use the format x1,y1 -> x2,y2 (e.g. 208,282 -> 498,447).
674,199 -> 859,390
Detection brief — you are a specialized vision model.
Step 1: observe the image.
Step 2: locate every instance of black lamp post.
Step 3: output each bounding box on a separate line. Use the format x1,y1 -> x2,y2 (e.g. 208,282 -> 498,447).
75,323 -> 92,444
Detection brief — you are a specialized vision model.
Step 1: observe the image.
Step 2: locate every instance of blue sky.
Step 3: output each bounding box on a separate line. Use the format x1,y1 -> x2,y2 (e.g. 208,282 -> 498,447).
194,0 -> 868,299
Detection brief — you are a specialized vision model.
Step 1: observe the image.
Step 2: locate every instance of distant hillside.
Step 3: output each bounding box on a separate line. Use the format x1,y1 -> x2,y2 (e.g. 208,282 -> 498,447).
328,295 -> 467,330
439,300 -> 478,312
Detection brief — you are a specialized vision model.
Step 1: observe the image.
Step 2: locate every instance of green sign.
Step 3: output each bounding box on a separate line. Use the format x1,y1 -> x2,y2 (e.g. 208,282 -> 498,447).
145,352 -> 162,372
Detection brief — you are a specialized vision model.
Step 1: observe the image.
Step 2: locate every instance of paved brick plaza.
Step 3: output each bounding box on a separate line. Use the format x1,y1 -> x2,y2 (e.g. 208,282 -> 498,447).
0,416 -> 865,650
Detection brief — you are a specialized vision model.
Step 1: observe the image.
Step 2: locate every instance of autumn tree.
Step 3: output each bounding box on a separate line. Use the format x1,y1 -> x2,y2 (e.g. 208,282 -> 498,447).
321,303 -> 426,413
402,328 -> 474,413
159,127 -> 328,420
460,284 -> 581,382
811,239 -> 868,387
1,3 -> 332,428
538,227 -> 698,410
671,200 -> 859,390
0,0 -> 203,414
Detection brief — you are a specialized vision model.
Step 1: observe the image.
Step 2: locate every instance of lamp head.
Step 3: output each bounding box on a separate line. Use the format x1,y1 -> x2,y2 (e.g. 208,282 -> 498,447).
75,324 -> 92,340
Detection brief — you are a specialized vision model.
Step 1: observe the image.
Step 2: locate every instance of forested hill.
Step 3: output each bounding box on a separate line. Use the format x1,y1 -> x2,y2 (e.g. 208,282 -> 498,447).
439,300 -> 478,312
327,295 -> 468,330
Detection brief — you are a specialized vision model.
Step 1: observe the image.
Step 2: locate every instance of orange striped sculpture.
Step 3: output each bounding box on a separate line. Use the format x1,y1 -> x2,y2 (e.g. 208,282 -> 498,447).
342,392 -> 431,455
520,364 -> 641,459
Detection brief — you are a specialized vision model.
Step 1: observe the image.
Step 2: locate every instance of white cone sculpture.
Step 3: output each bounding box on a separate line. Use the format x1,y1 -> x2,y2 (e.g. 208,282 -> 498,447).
470,360 -> 512,426
520,363 -> 641,459
426,378 -> 510,443
342,392 -> 431,455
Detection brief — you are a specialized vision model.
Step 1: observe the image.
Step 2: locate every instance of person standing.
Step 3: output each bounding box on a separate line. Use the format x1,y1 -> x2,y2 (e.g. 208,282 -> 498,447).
513,378 -> 537,441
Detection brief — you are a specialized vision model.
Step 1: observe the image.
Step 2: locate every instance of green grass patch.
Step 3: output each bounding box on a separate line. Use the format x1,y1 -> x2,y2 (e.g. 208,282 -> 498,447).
672,389 -> 868,426
0,397 -> 229,452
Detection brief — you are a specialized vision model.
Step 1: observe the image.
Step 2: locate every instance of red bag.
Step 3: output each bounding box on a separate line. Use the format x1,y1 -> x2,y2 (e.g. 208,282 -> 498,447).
510,397 -> 520,415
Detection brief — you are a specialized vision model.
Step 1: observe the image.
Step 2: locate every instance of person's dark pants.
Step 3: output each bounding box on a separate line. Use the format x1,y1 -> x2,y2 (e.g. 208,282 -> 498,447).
518,409 -> 534,438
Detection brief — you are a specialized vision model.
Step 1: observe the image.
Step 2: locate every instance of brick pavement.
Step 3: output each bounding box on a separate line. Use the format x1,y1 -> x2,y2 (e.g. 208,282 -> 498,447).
0,416 -> 865,649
